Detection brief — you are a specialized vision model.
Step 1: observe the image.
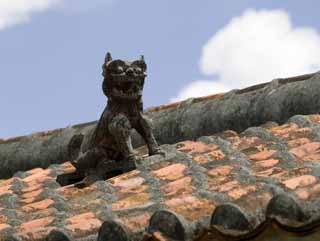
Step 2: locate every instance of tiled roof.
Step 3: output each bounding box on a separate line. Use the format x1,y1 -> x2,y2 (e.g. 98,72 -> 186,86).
1,71 -> 320,180
1,114 -> 320,240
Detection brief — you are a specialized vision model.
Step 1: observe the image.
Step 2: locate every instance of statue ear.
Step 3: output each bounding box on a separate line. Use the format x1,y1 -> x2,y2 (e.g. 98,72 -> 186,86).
105,52 -> 112,63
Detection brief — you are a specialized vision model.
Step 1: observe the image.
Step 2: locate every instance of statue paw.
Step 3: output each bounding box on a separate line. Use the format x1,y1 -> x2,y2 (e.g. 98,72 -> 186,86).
122,155 -> 139,172
149,147 -> 166,157
84,174 -> 103,185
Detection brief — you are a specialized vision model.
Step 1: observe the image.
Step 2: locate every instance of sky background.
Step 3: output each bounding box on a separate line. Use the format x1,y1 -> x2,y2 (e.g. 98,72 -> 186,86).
1,0 -> 320,138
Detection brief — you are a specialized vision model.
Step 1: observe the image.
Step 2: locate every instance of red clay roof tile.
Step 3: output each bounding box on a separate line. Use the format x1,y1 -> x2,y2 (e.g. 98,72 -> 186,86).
152,163 -> 187,181
21,199 -> 55,212
19,217 -> 55,232
2,113 -> 320,240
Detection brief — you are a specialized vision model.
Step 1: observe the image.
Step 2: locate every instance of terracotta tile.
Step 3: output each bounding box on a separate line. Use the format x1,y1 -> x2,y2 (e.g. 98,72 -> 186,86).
212,180 -> 239,192
23,169 -> 53,183
56,184 -> 76,196
0,185 -> 12,195
312,184 -> 320,194
57,183 -> 97,198
65,218 -> 102,237
66,212 -> 95,224
255,167 -> 284,177
287,137 -> 312,148
119,186 -> 149,198
271,170 -> 289,179
60,161 -> 77,173
164,195 -> 214,221
26,168 -> 45,176
290,142 -> 320,159
283,175 -> 317,190
177,141 -> 218,155
110,176 -> 145,191
0,223 -> 11,231
147,101 -> 181,112
233,136 -> 262,151
22,199 -> 54,212
21,189 -> 43,200
19,216 -> 55,232
291,127 -> 313,136
255,159 -> 279,168
21,182 -> 43,193
112,192 -> 152,211
295,188 -> 311,200
193,92 -> 225,102
208,165 -> 233,177
161,176 -> 193,196
119,212 -> 151,231
0,214 -> 7,223
108,170 -> 141,183
32,128 -> 63,138
208,177 -> 228,190
228,185 -> 257,200
269,123 -> 299,137
25,208 -> 57,222
249,149 -> 277,161
21,197 -> 39,204
226,136 -> 241,147
207,150 -> 225,160
291,167 -> 312,176
304,153 -> 320,161
241,145 -> 263,156
193,155 -> 210,164
150,160 -> 176,171
152,163 -> 187,181
309,114 -> 320,123
0,177 -> 18,187
0,135 -> 25,145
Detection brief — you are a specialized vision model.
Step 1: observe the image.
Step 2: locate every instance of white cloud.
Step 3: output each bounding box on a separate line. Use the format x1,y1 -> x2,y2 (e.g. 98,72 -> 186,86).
170,80 -> 229,103
171,9 -> 320,102
0,0 -> 61,30
56,0 -> 116,14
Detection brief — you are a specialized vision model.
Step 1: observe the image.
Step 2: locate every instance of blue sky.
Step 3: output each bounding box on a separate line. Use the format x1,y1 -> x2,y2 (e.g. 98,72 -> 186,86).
1,0 -> 320,138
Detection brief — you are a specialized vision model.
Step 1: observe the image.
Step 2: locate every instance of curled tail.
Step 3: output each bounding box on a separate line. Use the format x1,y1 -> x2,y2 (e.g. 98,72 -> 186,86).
67,134 -> 84,161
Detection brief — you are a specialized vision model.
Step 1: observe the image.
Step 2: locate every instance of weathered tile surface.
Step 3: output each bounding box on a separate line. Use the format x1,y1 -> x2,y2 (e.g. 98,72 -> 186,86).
1,113 -> 320,240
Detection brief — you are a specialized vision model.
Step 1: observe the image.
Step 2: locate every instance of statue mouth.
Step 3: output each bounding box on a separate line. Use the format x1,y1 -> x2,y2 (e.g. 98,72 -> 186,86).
111,88 -> 142,99
110,73 -> 147,82
108,73 -> 145,100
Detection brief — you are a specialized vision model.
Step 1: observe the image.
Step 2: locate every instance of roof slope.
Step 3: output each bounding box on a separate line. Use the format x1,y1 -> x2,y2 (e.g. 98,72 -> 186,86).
1,114 -> 320,240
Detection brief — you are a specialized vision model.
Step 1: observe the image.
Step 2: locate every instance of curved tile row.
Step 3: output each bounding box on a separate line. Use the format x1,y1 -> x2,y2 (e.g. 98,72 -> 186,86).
2,193 -> 319,241
1,114 -> 320,240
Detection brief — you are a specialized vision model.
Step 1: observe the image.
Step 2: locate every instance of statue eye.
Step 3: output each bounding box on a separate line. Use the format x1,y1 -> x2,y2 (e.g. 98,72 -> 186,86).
135,67 -> 142,74
116,66 -> 124,73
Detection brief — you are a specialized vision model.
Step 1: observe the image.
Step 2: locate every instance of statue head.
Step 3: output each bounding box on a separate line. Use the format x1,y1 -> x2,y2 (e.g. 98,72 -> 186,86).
102,52 -> 147,99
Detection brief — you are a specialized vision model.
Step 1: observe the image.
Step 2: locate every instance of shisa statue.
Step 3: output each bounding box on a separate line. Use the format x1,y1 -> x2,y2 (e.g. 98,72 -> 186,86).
68,52 -> 164,180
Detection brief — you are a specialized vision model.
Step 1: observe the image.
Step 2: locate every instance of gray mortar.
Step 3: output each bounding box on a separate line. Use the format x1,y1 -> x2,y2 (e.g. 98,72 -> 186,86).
75,234 -> 98,241
1,73 -> 320,179
289,115 -> 320,141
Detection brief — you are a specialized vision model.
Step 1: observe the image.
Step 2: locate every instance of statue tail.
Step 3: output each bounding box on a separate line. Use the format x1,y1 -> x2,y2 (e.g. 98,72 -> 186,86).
67,134 -> 84,161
